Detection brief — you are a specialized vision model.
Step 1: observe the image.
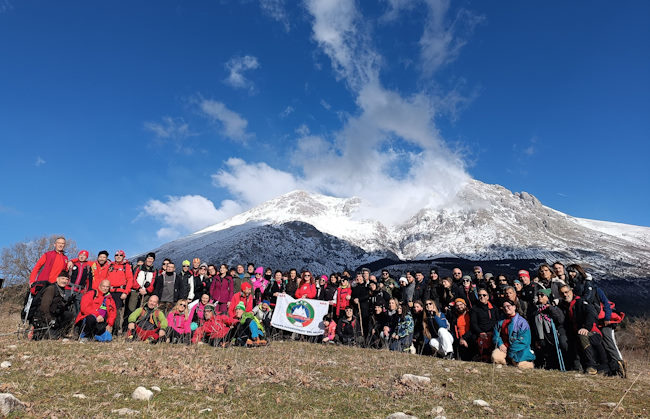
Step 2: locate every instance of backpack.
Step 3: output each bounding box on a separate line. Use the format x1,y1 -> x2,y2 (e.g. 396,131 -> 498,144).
25,282 -> 55,324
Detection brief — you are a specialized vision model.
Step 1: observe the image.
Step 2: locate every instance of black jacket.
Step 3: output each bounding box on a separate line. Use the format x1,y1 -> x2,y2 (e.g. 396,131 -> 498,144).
174,271 -> 193,301
470,301 -> 498,336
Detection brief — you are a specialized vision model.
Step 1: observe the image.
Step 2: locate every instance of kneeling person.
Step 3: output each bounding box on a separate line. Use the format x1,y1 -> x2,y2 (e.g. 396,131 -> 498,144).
126,295 -> 167,343
491,300 -> 536,369
75,279 -> 116,341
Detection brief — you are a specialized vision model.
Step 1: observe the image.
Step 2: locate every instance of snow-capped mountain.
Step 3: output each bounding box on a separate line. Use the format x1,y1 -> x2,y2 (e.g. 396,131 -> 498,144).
150,180 -> 650,281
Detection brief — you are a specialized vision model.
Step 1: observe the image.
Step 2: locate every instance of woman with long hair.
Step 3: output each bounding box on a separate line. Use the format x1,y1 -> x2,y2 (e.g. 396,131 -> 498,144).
166,299 -> 192,344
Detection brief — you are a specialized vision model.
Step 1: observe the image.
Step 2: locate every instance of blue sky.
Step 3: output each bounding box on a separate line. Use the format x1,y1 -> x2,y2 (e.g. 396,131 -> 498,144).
1,0 -> 648,257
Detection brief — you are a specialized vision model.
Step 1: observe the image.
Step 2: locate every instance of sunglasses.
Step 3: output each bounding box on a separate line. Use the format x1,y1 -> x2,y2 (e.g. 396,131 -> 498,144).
425,303 -> 434,306
479,294 -> 489,297
178,304 -> 186,307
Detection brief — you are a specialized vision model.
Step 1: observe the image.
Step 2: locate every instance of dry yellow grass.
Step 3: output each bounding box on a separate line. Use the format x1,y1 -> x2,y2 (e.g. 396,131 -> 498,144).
0,297 -> 648,418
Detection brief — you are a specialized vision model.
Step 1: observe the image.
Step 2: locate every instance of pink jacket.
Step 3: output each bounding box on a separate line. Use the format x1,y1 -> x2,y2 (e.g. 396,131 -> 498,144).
166,312 -> 192,334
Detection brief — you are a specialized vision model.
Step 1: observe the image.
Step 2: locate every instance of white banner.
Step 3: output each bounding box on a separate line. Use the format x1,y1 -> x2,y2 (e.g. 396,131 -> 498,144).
270,293 -> 329,336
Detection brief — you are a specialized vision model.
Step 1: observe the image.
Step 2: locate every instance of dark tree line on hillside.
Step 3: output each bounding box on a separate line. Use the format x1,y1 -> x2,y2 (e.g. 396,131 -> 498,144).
0,235 -> 78,286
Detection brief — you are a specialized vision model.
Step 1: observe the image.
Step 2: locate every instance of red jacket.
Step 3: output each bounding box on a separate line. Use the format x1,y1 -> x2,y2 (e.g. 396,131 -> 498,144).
75,289 -> 117,327
228,292 -> 253,318
30,250 -> 68,284
191,314 -> 235,343
90,261 -> 111,288
105,261 -> 133,294
295,282 -> 317,299
336,287 -> 352,316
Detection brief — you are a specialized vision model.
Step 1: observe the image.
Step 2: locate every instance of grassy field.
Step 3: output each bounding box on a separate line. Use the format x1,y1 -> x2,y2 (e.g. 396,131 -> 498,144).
0,298 -> 648,418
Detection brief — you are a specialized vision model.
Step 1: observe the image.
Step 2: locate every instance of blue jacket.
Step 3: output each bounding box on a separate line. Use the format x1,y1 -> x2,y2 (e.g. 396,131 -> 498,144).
493,314 -> 536,363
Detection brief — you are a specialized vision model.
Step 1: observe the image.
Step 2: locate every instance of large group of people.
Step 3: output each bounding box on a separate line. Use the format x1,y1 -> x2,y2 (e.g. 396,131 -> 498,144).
23,236 -> 627,378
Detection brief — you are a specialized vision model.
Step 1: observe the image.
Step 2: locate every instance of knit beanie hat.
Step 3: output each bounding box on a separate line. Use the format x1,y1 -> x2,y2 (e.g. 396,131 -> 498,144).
537,288 -> 552,298
518,270 -> 530,279
205,303 -> 216,313
254,266 -> 264,275
235,302 -> 246,312
78,250 -> 89,259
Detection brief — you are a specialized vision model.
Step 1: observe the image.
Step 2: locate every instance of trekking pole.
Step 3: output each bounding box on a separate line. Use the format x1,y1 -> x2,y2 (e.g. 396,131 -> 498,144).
550,321 -> 566,372
356,301 -> 364,338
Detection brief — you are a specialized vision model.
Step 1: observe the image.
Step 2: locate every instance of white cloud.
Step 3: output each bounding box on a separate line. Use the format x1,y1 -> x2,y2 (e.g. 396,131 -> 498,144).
305,0 -> 380,90
143,195 -> 242,239
419,0 -> 484,77
320,99 -> 331,110
35,156 -> 45,167
199,99 -> 251,142
295,124 -> 310,136
381,0 -> 416,22
224,55 -> 260,92
259,0 -> 290,31
280,105 -> 294,118
144,116 -> 192,140
212,158 -> 303,207
144,0 -> 479,237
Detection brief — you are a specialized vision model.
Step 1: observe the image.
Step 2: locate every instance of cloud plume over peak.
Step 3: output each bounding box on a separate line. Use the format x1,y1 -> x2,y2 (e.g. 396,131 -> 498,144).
143,0 -> 477,238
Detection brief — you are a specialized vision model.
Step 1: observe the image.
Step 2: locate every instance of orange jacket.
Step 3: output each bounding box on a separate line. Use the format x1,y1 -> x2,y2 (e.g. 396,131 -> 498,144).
29,250 -> 69,284
90,261 -> 111,288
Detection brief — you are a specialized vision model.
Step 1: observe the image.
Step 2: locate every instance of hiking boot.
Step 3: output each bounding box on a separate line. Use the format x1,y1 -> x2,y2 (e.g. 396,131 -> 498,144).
617,360 -> 627,379
586,367 -> 597,375
219,341 -> 230,348
444,352 -> 455,360
245,338 -> 254,346
254,337 -> 267,346
79,337 -> 89,343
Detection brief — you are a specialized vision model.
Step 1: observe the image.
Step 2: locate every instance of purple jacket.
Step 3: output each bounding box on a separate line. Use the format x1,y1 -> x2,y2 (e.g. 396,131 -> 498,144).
209,274 -> 234,304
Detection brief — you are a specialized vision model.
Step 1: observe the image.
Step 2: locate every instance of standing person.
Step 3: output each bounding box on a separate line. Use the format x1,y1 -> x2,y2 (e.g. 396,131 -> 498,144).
252,267 -> 270,305
553,262 -> 568,283
154,261 -> 177,313
176,260 -> 195,302
560,285 -> 610,375
127,252 -> 156,320
193,263 -> 211,300
295,271 -> 317,299
412,272 -> 428,304
106,250 -> 133,335
451,267 -> 464,287
75,279 -> 116,342
264,270 -> 286,308
532,289 -> 567,370
351,274 -> 370,336
473,266 -> 484,283
538,264 -> 565,305
335,277 -> 352,319
233,264 -> 247,292
518,270 -> 538,306
285,268 -> 300,297
210,264 -> 234,314
470,288 -> 498,362
91,251 -> 111,290
29,236 -> 69,285
68,250 -> 93,317
459,276 -> 478,309
190,257 -> 202,276
491,300 -> 536,369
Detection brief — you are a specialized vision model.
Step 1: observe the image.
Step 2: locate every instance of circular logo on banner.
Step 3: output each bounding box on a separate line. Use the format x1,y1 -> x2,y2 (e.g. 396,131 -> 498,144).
286,300 -> 315,327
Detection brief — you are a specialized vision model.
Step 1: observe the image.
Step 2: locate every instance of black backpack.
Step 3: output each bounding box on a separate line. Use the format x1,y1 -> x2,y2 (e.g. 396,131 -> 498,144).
25,282 -> 55,324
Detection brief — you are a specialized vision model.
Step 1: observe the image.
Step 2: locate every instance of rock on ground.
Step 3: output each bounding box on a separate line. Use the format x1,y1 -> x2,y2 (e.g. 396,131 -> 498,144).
111,408 -> 141,416
0,393 -> 26,416
131,387 -> 154,401
0,361 -> 11,368
400,374 -> 431,387
386,413 -> 418,419
600,402 -> 617,408
72,393 -> 87,399
199,408 -> 213,414
473,399 -> 490,407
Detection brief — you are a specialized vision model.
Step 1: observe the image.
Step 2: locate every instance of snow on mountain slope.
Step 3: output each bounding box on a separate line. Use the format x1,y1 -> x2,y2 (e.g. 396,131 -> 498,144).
157,180 -> 650,280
